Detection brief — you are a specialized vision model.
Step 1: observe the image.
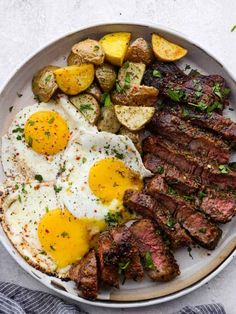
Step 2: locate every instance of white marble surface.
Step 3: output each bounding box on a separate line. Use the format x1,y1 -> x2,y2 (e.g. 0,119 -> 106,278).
0,0 -> 236,313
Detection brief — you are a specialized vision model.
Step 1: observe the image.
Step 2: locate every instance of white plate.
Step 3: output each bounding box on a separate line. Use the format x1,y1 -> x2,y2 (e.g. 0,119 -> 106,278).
1,22 -> 236,308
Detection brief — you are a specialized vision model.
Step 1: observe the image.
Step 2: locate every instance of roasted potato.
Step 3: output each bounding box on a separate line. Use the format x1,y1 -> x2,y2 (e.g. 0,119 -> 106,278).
125,38 -> 154,65
67,51 -> 81,66
99,32 -> 131,66
97,105 -> 121,133
70,93 -> 100,124
95,63 -> 116,92
117,61 -> 145,89
114,105 -> 155,131
85,83 -> 102,102
119,126 -> 142,153
112,84 -> 158,107
71,39 -> 105,65
152,33 -> 188,62
54,64 -> 94,95
32,65 -> 59,102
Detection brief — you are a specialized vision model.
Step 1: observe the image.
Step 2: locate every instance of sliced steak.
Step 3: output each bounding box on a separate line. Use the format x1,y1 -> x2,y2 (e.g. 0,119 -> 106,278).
123,189 -> 192,249
148,111 -> 230,164
69,249 -> 98,300
130,219 -> 180,281
147,175 -> 222,250
98,231 -> 119,288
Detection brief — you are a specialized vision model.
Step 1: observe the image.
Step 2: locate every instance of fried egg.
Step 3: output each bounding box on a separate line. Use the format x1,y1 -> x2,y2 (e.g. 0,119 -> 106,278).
56,130 -> 152,220
0,182 -> 105,277
1,96 -> 95,182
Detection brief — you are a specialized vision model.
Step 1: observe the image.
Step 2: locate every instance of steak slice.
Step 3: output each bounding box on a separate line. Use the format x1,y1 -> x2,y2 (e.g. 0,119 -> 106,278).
143,135 -> 236,190
130,219 -> 180,281
123,189 -> 192,249
147,175 -> 222,250
69,249 -> 98,300
148,111 -> 230,164
98,231 -> 119,288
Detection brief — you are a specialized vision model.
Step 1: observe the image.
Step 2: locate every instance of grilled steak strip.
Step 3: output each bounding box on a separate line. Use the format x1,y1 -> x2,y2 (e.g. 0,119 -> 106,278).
143,135 -> 236,190
146,175 -> 222,250
69,249 -> 98,300
98,231 -> 119,288
148,111 -> 230,164
130,219 -> 180,281
123,190 -> 192,249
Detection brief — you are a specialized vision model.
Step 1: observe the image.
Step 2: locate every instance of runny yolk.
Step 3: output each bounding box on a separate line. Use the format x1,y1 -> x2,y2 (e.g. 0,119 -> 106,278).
88,157 -> 143,203
24,111 -> 70,155
38,208 -> 105,268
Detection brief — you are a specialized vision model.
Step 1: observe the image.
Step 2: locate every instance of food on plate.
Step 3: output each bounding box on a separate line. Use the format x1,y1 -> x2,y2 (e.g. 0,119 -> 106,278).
54,64 -> 94,95
114,105 -> 155,131
1,30 -> 236,301
125,37 -> 154,65
71,39 -> 105,65
32,65 -> 59,102
95,63 -> 116,92
152,33 -> 188,62
99,32 -> 131,66
70,93 -> 100,124
97,105 -> 121,133
117,61 -> 146,88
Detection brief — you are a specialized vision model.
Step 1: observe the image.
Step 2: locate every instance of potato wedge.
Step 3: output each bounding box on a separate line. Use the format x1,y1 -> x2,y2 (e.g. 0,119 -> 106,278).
95,63 -> 116,92
85,83 -> 102,102
97,105 -> 121,133
117,61 -> 145,89
152,33 -> 188,62
32,65 -> 59,102
119,126 -> 142,153
125,38 -> 154,65
67,51 -> 81,66
54,64 -> 94,95
99,32 -> 131,66
70,93 -> 100,124
71,39 -> 105,65
114,105 -> 155,131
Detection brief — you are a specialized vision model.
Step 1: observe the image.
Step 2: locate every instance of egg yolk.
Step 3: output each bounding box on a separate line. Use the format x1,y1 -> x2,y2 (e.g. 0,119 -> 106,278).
38,208 -> 105,268
88,157 -> 143,203
24,111 -> 70,155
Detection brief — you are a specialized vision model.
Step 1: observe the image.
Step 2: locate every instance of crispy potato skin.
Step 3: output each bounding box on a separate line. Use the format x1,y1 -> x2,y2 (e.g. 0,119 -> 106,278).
152,33 -> 188,62
111,84 -> 158,107
95,63 -> 116,92
67,51 -> 82,66
99,32 -> 131,66
125,38 -> 154,65
97,105 -> 121,133
72,39 -> 105,65
119,127 -> 142,153
32,65 -> 59,102
54,64 -> 94,95
118,62 -> 145,88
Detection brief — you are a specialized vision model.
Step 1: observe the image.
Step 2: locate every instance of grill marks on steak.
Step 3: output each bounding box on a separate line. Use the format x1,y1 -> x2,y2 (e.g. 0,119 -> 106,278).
123,190 -> 192,249
130,219 -> 180,281
148,111 -> 230,164
69,249 -> 98,300
146,175 -> 222,250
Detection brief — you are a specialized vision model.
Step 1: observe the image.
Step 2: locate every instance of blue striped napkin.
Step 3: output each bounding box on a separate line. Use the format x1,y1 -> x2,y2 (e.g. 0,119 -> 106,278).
0,282 -> 226,314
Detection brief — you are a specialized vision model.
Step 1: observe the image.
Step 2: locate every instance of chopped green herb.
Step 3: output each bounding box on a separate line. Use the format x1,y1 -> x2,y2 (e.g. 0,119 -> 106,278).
207,101 -> 223,113
189,102 -> 208,111
198,191 -> 207,199
44,131 -> 50,137
183,195 -> 195,201
59,164 -> 66,173
167,89 -> 184,102
27,136 -> 33,147
182,107 -> 190,117
199,228 -> 207,234
144,251 -> 155,270
212,83 -> 222,100
101,93 -> 112,107
156,165 -> 164,174
152,69 -> 162,78
112,149 -> 124,160
35,174 -> 43,182
118,260 -> 130,275
21,183 -> 27,194
223,87 -> 231,96
123,61 -> 130,69
189,69 -> 201,76
23,256 -> 29,261
104,211 -> 121,226
166,216 -> 176,228
61,231 -> 69,238
15,184 -> 19,190
16,135 -> 22,140
164,238 -> 171,246
9,106 -> 14,112
48,116 -> 55,124
80,103 -> 93,112
195,91 -> 203,98
82,157 -> 87,163
50,245 -> 56,251
155,229 -> 162,235
231,25 -> 236,32
115,81 -> 124,93
184,64 -> 191,71
168,186 -> 177,195
45,206 -> 49,213
124,73 -> 131,89
18,195 -> 22,203
218,164 -> 230,174
45,75 -> 52,83
12,127 -> 24,133
28,120 -> 35,126
54,185 -> 62,193
94,45 -> 100,51
17,92 -> 23,98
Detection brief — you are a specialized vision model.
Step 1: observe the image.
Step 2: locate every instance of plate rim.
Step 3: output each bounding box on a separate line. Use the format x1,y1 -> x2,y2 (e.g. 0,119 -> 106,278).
0,21 -> 236,308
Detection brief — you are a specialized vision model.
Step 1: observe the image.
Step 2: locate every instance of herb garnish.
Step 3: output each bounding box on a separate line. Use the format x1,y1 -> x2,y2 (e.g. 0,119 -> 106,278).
35,174 -> 43,182
198,191 -> 207,199
44,131 -> 50,137
104,211 -> 121,226
54,185 -> 62,193
152,69 -> 162,78
27,136 -> 33,147
166,216 -> 176,228
48,116 -> 55,124
189,102 -> 208,111
45,75 -> 52,83
80,103 -> 93,112
167,89 -> 184,102
112,148 -> 124,160
118,260 -> 130,275
156,165 -> 164,174
94,45 -> 100,51
182,107 -> 190,117
45,206 -> 49,213
13,127 -> 24,133
199,228 -> 207,234
207,101 -> 222,113
123,61 -> 130,69
231,25 -> 236,32
212,83 -> 222,100
61,231 -> 69,238
16,135 -> 22,140
218,164 -> 230,174
144,252 -> 155,270
101,93 -> 112,107
195,91 -> 203,98
223,87 -> 231,96
124,73 -> 131,89
184,64 -> 191,71
116,81 -> 124,93
82,157 -> 87,163
183,195 -> 195,201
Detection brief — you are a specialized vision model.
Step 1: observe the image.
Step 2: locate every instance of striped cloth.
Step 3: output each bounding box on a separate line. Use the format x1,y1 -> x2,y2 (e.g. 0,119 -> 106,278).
0,282 -> 226,314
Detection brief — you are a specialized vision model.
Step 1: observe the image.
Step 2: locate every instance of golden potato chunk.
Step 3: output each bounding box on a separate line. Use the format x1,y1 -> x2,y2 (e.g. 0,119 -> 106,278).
97,105 -> 121,133
115,105 -> 155,131
54,64 -> 94,95
117,61 -> 145,89
125,38 -> 154,65
70,93 -> 100,124
71,39 -> 105,65
99,32 -> 131,66
119,126 -> 142,153
152,33 -> 188,62
32,65 -> 59,102
95,63 -> 116,92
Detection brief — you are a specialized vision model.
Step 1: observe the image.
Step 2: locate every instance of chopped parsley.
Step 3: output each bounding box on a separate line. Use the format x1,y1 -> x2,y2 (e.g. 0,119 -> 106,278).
156,165 -> 164,174
48,116 -> 55,124
112,149 -> 124,160
61,231 -> 69,238
35,174 -> 43,182
152,69 -> 162,78
207,101 -> 222,113
18,195 -> 22,203
167,89 -> 184,102
168,186 -> 177,195
104,211 -> 121,227
28,120 -> 35,126
16,135 -> 22,140
21,183 -> 27,194
12,127 -> 24,133
94,45 -> 100,51
80,103 -> 93,112
45,75 -> 52,83
231,25 -> 236,32
183,195 -> 195,201
223,87 -> 231,96
27,136 -> 33,147
118,260 -> 130,275
199,228 -> 207,234
123,61 -> 130,69
124,72 -> 131,89
23,256 -> 29,261
198,191 -> 207,199
44,131 -> 50,137
45,206 -> 49,213
54,185 -> 62,193
195,91 -> 203,98
218,164 -> 230,174
212,83 -> 222,100
82,157 -> 87,164
116,81 -> 124,93
144,251 -> 155,270
17,92 -> 23,97
189,102 -> 208,111
166,216 -> 176,228
182,107 -> 190,117
101,93 -> 112,107
184,64 -> 191,71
